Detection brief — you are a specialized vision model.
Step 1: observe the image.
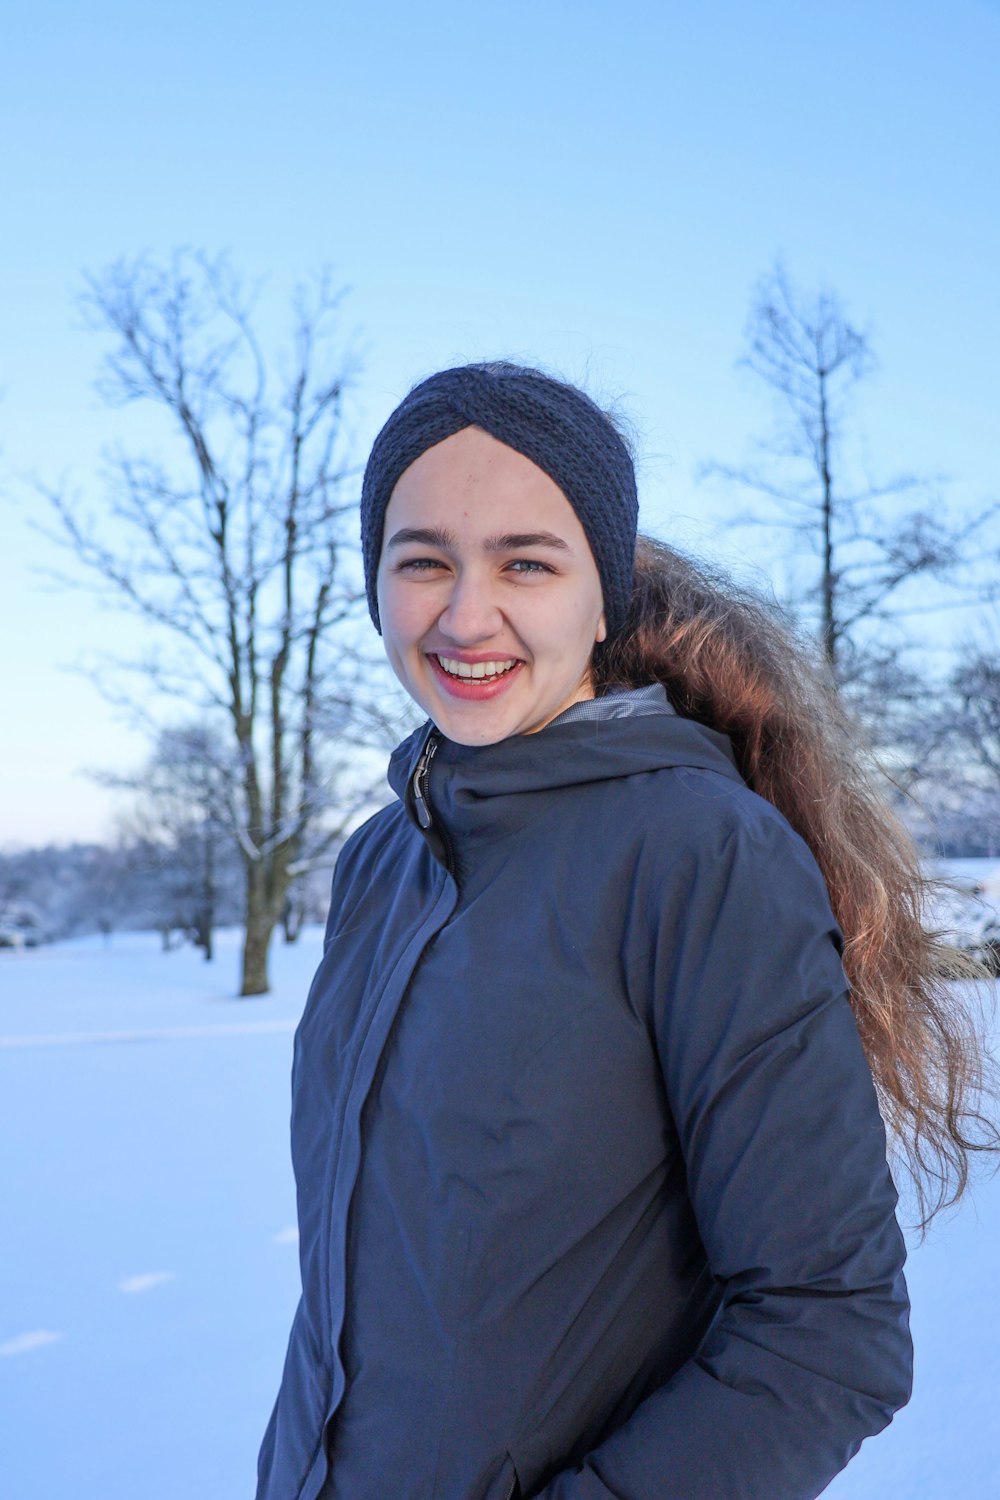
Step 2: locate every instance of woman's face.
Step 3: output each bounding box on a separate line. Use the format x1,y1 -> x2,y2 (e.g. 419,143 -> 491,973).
376,426 -> 607,745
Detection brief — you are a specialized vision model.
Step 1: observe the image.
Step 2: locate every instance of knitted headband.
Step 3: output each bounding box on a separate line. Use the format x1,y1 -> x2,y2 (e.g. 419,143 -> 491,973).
360,361 -> 639,638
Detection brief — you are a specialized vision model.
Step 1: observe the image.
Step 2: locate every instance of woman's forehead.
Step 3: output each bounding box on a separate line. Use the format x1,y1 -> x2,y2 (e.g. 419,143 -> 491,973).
386,427 -> 585,538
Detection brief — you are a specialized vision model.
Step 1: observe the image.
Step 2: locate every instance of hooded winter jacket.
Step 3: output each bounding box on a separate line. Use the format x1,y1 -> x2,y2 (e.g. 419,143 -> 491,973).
255,693 -> 912,1500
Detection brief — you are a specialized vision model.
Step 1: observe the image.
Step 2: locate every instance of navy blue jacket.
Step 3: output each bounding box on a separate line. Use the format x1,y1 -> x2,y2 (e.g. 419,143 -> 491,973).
256,702 -> 912,1500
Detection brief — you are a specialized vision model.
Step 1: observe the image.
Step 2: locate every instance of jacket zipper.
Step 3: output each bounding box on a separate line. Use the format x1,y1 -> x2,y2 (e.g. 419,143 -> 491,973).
311,727 -> 459,1495
411,730 -> 458,876
412,731 -> 439,830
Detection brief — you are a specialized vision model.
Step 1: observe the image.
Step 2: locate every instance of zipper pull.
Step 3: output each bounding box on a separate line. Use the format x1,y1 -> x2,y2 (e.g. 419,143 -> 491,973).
412,732 -> 439,830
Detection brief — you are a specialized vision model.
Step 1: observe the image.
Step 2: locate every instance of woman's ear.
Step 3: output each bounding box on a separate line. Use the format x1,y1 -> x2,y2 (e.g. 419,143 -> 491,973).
596,613 -> 607,645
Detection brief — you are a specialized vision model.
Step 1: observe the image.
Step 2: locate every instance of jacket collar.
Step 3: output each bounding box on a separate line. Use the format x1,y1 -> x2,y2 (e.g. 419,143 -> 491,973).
387,688 -> 744,859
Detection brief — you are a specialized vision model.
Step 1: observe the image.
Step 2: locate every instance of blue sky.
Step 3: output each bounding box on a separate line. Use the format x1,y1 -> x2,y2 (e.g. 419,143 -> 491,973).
3,0 -> 999,843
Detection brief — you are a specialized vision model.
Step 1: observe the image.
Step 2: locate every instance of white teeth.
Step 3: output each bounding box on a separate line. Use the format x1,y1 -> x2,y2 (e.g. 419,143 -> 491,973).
436,655 -> 519,680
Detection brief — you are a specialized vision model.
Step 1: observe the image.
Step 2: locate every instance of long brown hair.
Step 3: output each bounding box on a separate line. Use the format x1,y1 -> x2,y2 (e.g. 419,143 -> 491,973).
595,533 -> 1000,1230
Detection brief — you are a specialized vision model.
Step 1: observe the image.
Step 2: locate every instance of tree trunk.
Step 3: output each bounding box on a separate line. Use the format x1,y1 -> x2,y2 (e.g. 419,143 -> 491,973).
198,824 -> 216,962
282,888 -> 304,944
195,905 -> 214,962
241,862 -> 274,995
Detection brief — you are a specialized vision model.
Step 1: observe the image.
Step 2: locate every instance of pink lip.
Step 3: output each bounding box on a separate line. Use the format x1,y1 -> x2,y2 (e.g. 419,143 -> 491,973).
426,652 -> 526,701
424,649 -> 523,664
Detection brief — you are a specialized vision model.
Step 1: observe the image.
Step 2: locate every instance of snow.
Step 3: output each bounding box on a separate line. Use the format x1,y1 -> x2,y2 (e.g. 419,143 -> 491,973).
1,923 -> 998,1499
0,929 -> 310,1500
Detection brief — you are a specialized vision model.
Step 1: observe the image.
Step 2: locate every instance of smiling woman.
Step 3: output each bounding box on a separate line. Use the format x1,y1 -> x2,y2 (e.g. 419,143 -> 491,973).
377,428 -> 607,739
254,361 -> 998,1500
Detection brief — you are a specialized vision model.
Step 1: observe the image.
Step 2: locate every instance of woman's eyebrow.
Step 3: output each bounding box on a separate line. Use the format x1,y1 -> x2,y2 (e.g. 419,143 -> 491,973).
483,531 -> 571,553
385,527 -> 572,553
385,526 -> 457,551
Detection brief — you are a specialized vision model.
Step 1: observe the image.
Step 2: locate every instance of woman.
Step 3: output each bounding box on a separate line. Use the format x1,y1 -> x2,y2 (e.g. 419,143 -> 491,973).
256,361 -> 997,1500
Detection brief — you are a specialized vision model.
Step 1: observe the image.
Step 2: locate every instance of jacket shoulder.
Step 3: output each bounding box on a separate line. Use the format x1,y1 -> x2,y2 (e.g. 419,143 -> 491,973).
320,798 -> 417,946
632,764 -> 842,949
640,762 -> 805,859
338,795 -> 409,856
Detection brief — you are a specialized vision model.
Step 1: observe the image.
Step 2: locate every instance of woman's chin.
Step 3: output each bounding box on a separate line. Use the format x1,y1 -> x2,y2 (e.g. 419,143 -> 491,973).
429,700 -> 523,746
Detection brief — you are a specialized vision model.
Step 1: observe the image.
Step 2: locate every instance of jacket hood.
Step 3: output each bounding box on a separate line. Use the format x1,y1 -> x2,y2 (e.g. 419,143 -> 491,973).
387,710 -> 745,852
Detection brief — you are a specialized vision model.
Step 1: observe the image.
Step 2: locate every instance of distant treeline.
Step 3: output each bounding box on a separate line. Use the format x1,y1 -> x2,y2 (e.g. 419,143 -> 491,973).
2,815 -> 994,954
0,839 -> 335,952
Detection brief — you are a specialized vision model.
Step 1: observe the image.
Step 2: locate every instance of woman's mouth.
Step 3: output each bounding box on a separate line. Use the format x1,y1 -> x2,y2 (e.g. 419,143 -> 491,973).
436,654 -> 520,681
427,653 -> 525,699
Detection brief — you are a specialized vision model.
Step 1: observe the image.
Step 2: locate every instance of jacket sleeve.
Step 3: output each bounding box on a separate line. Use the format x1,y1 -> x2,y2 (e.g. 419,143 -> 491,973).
535,803 -> 913,1500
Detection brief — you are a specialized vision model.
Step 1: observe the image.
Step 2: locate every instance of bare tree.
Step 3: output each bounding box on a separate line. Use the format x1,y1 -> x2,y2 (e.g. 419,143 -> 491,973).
39,251 -> 377,994
952,650 -> 1000,785
98,722 -> 244,960
939,631 -> 1000,856
701,261 -> 997,699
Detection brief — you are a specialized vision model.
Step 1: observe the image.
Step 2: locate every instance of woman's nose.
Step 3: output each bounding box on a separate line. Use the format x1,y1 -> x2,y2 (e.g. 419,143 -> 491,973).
437,570 -> 504,643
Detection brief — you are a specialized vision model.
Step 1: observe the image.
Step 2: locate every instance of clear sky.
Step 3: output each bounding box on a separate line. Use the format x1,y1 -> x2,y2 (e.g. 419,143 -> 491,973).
3,0 -> 999,845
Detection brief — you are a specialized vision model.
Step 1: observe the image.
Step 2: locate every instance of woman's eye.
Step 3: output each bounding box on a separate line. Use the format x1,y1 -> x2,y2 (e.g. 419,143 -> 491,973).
394,556 -> 552,576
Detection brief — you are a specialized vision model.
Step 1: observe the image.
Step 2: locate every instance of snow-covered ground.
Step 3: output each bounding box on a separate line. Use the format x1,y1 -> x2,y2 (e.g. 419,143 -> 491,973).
0,928 -> 309,1500
1,905 -> 998,1500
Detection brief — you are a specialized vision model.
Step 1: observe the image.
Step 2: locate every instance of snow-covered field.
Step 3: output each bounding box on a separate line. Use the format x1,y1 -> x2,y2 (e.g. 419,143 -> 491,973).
0,929 -> 308,1500
1,911 -> 998,1500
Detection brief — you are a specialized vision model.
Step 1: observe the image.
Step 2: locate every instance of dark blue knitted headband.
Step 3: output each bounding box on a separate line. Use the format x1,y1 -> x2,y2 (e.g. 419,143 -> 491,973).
360,361 -> 639,638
